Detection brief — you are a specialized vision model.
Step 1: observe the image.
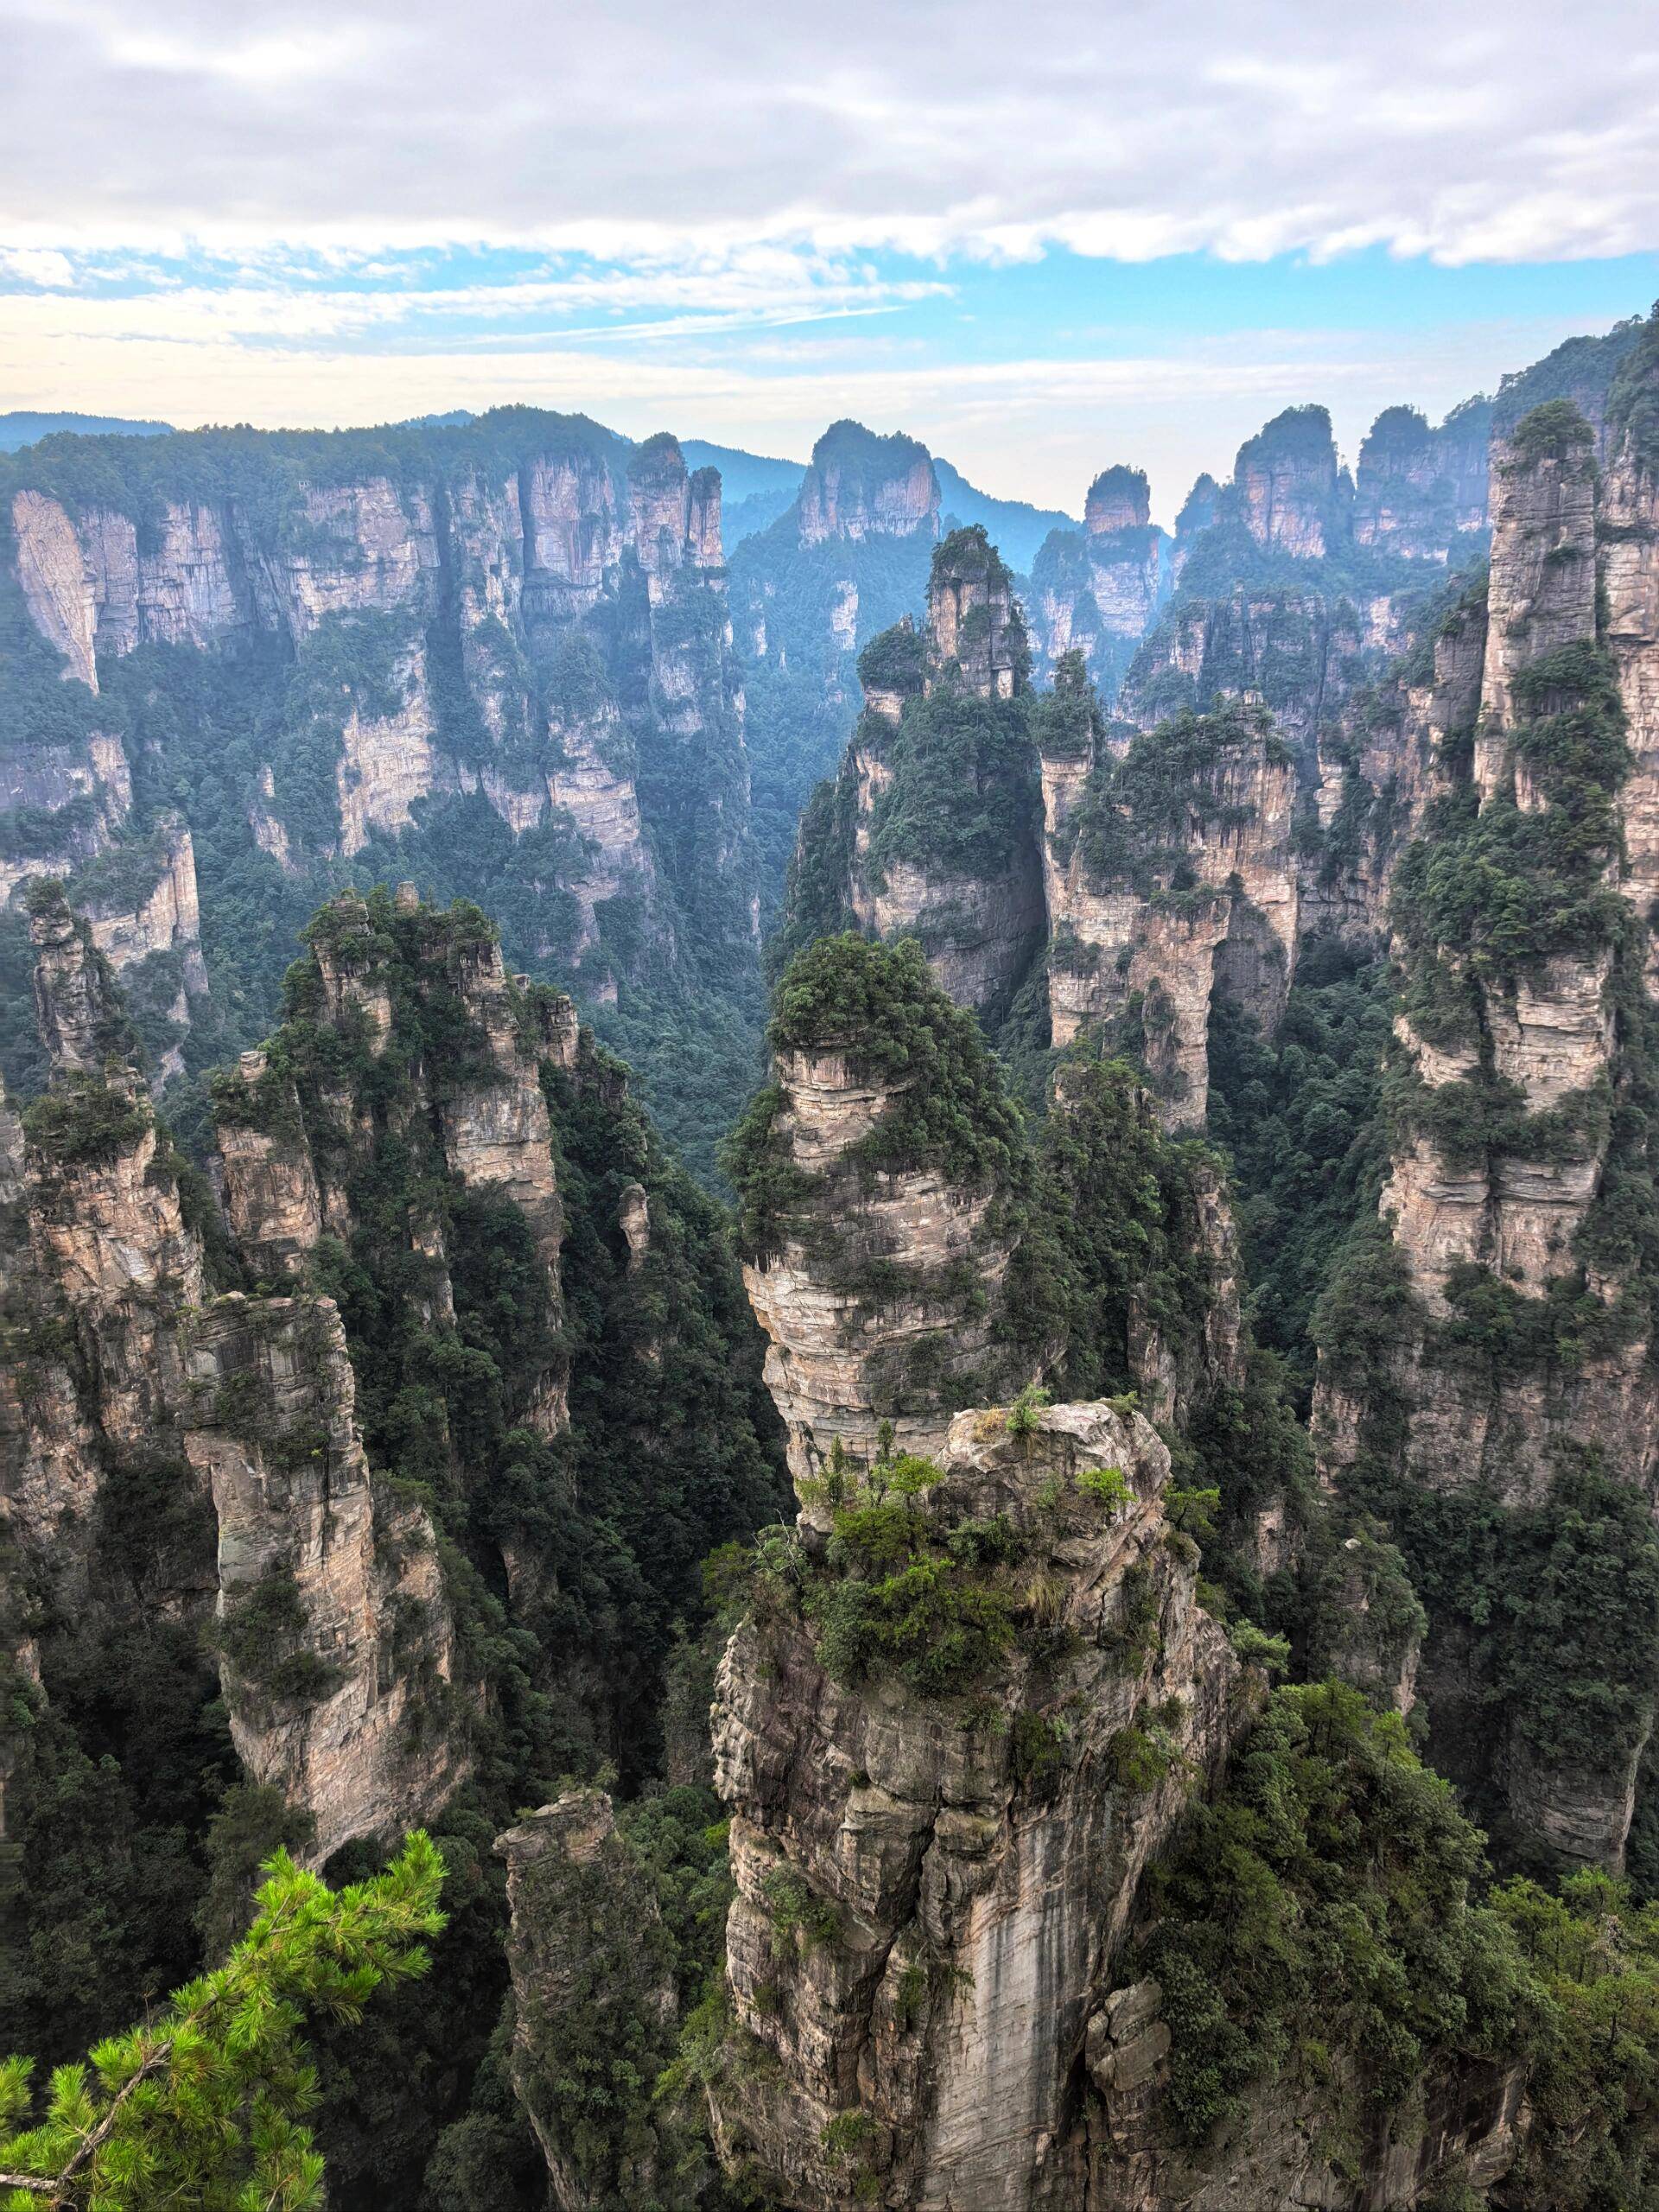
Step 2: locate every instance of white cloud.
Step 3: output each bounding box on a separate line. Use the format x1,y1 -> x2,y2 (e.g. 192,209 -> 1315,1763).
1,2 -> 1653,512
0,246 -> 77,288
2,0 -> 1657,265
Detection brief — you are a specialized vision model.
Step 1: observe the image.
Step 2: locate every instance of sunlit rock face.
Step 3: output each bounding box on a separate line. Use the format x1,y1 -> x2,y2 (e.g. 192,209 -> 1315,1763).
0,412 -> 758,1018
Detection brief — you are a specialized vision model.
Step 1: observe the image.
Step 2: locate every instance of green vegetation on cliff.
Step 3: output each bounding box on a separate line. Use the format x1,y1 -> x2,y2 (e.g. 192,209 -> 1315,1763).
3,884 -> 787,2212
1207,936 -> 1395,1397
726,934 -> 1031,1260
863,677 -> 1038,887
1147,1682 -> 1521,2145
1058,698 -> 1286,894
1149,1681 -> 1659,2209
244,889 -> 784,1786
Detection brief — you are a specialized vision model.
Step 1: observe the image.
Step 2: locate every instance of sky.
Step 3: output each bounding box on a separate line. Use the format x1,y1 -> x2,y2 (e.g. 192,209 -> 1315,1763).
3,0 -> 1659,518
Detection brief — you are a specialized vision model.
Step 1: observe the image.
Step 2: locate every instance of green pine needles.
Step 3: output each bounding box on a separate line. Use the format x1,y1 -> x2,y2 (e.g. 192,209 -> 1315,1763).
0,1834 -> 445,2212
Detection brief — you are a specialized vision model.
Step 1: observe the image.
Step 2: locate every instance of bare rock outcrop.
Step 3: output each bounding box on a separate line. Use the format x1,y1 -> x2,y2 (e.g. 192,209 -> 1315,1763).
184,1293 -> 464,1866
334,638 -> 447,856
1601,316 -> 1659,982
740,1033 -> 1027,1486
1039,673 -> 1298,1128
1121,581 -> 1376,760
1354,400 -> 1491,561
1477,406 -> 1600,797
1306,580 -> 1487,937
214,1050 -> 324,1281
0,728 -> 131,904
1028,466 -> 1169,698
708,1400 -> 1250,2212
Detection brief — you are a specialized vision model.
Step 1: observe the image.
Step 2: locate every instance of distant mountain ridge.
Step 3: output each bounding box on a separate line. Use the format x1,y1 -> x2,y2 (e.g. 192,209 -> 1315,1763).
932,455 -> 1077,570
0,410 -> 173,450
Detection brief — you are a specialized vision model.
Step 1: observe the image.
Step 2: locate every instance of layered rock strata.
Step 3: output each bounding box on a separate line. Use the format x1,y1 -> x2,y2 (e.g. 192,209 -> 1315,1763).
1601,319 -> 1659,983
709,1400 -> 1250,2212
0,887 -> 462,1862
1039,673 -> 1299,1128
740,1036 -> 1027,1485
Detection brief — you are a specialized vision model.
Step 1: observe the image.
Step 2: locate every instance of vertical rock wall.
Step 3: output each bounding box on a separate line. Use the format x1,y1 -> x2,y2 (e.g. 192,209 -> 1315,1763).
708,1403 -> 1249,2212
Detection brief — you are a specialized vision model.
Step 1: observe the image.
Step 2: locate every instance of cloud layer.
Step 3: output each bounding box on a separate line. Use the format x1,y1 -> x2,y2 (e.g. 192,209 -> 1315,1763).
7,0 -> 1659,264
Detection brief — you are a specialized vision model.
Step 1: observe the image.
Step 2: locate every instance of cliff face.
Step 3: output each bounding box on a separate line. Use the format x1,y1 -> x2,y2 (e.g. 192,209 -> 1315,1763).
1168,474 -> 1219,584
1600,323 -> 1659,986
700,930 -> 1545,2212
1120,396 -> 1491,810
1354,402 -> 1491,561
0,723 -> 130,904
626,437 -> 759,956
208,880 -> 785,1767
796,423 -> 940,547
781,530 -> 1046,1021
0,416 -> 760,1148
1306,580 -> 1487,938
214,887 -> 571,1440
0,887 -> 461,1865
735,1004 -> 1033,1485
182,1293 -> 464,1866
1313,382 -> 1659,1872
1366,410 -> 1621,1345
1039,670 -> 1299,1128
709,1400 -> 1249,2212
1232,405 -> 1349,561
1127,571 -> 1390,753
496,1789 -> 682,2212
6,870 -> 785,1990
1028,465 -> 1170,701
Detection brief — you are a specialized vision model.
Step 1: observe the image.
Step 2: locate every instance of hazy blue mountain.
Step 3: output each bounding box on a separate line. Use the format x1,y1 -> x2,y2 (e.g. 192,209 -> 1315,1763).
932,456 -> 1077,570
0,410 -> 172,451
680,437 -> 805,506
